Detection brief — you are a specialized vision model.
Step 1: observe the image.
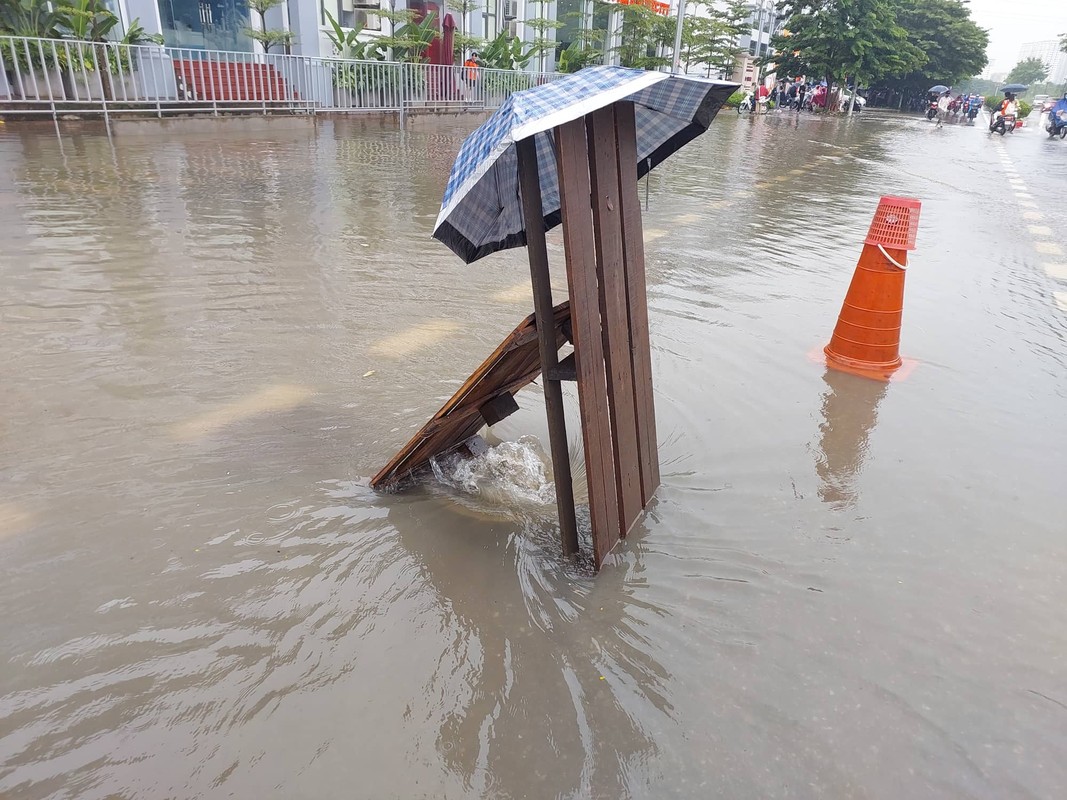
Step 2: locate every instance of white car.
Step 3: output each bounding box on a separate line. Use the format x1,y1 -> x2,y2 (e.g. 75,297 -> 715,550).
839,93 -> 867,111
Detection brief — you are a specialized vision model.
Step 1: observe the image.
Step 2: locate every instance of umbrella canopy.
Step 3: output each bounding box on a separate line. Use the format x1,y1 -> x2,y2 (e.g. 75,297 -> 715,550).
928,84 -> 950,94
999,83 -> 1029,93
432,66 -> 737,264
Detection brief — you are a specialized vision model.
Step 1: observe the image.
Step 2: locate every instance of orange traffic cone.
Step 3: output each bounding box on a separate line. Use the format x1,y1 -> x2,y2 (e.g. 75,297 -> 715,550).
824,196 -> 921,381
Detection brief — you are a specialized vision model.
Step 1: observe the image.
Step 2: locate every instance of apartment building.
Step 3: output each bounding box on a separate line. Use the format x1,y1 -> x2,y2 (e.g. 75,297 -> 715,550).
1017,40 -> 1067,85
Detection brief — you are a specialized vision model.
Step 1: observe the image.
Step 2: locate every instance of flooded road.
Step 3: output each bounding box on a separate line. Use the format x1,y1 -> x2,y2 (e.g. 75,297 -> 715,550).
1,110 -> 1066,799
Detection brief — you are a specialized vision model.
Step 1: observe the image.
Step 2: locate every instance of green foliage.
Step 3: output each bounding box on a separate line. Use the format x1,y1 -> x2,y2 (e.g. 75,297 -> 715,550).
955,76 -> 996,97
868,0 -> 988,97
771,0 -> 925,94
525,0 -> 562,71
615,4 -> 672,70
1005,57 -> 1048,86
244,0 -> 293,54
122,16 -> 164,45
450,0 -> 481,63
0,0 -> 62,38
377,9 -> 437,63
453,32 -> 483,63
556,38 -> 601,73
56,0 -> 119,42
478,29 -> 539,71
680,0 -> 747,77
246,0 -> 284,18
243,27 -> 295,53
324,10 -> 385,60
724,89 -> 745,106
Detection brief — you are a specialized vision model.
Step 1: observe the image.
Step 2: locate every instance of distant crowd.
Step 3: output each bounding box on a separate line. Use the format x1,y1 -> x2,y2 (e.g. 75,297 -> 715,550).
745,80 -> 863,113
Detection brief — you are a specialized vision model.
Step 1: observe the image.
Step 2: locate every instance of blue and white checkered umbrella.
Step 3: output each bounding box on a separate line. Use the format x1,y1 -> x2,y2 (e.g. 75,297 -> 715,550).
433,66 -> 738,264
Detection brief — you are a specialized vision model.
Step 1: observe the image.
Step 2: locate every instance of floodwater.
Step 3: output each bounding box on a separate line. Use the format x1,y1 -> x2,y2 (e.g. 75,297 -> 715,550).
1,109 -> 1065,799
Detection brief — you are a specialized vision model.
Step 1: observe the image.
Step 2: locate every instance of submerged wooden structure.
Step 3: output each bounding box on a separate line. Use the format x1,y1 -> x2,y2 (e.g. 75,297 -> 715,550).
372,100 -> 659,569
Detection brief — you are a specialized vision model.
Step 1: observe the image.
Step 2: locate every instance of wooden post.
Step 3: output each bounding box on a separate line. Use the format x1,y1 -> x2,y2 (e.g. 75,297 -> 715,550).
516,135 -> 580,557
587,105 -> 643,536
555,118 -> 622,568
613,101 -> 660,503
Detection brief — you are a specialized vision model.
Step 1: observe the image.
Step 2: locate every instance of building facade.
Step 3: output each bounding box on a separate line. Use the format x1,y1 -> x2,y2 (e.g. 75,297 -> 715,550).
1017,40 -> 1067,86
107,0 -> 773,78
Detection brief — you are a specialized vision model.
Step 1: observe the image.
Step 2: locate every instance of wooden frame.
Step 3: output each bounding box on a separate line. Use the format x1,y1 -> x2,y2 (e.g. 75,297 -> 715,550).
374,99 -> 660,571
519,100 -> 660,569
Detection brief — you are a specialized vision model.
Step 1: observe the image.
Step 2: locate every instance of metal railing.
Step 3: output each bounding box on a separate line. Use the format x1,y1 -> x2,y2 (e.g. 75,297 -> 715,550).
0,36 -> 562,123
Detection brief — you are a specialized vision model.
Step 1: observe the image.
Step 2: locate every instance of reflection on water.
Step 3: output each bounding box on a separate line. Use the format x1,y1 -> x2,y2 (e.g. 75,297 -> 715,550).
1,115 -> 1066,799
814,368 -> 889,509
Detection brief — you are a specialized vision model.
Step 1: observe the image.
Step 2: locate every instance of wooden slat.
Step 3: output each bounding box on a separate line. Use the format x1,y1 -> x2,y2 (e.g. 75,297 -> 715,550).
587,105 -> 643,537
613,100 -> 661,504
370,303 -> 570,488
517,136 -> 580,557
556,119 -> 621,569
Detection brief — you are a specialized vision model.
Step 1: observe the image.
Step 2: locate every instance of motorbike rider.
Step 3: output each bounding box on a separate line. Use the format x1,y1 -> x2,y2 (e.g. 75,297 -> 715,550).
990,92 -> 1017,130
1049,92 -> 1067,135
1000,92 -> 1018,118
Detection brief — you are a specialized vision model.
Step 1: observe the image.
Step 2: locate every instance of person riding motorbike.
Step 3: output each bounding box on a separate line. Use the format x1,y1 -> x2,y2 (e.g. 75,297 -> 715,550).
1048,92 -> 1067,137
990,92 -> 1018,131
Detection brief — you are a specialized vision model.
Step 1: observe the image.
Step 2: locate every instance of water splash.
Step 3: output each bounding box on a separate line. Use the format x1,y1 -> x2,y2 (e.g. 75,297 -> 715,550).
430,436 -> 556,508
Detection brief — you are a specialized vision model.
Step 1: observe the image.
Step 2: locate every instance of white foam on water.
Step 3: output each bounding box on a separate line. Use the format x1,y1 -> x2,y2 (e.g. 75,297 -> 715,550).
431,436 -> 557,508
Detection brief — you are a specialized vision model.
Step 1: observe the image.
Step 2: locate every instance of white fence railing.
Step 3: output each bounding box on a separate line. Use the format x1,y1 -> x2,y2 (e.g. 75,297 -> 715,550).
0,36 -> 562,121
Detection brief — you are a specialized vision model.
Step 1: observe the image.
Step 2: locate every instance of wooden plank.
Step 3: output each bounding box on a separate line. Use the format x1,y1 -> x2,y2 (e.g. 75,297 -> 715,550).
550,353 -> 576,382
556,118 -> 621,569
478,392 -> 519,427
587,105 -> 643,537
613,100 -> 661,504
517,135 -> 580,558
370,303 -> 570,488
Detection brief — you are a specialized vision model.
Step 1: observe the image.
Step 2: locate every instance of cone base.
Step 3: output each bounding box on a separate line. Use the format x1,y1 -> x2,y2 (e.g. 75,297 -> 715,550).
824,345 -> 901,382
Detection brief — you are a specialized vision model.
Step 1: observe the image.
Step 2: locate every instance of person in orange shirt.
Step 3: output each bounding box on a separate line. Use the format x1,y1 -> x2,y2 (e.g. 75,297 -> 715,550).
464,52 -> 480,84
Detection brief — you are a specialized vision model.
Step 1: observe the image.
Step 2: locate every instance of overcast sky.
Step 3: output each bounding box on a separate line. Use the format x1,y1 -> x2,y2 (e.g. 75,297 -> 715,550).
965,0 -> 1067,75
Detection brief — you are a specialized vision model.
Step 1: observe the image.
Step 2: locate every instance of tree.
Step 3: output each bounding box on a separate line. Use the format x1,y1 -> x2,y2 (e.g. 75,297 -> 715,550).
870,0 -> 988,106
244,0 -> 294,54
476,29 -> 540,70
526,0 -> 564,72
1006,56 -> 1048,86
679,0 -> 747,78
770,0 -> 924,112
555,14 -> 603,74
56,0 -> 120,100
614,4 -> 673,70
377,8 -> 438,62
451,0 -> 482,64
0,0 -> 62,38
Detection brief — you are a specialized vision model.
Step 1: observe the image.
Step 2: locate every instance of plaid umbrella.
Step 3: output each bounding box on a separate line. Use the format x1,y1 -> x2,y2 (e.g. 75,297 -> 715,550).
432,66 -> 738,264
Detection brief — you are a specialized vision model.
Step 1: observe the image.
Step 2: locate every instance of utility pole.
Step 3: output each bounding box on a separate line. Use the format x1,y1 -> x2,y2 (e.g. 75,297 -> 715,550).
752,0 -> 767,91
671,0 -> 687,74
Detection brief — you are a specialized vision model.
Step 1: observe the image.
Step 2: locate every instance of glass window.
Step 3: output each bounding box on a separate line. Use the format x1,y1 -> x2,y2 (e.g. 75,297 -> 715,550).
323,0 -> 382,32
159,0 -> 253,51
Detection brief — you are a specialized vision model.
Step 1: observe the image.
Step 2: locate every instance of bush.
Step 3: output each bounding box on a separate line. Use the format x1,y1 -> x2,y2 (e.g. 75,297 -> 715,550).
725,90 -> 744,107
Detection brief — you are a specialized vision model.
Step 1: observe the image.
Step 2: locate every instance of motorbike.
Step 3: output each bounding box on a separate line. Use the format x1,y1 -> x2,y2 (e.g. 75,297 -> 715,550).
925,101 -> 938,120
990,112 -> 1017,136
966,103 -> 980,123
1048,108 -> 1067,139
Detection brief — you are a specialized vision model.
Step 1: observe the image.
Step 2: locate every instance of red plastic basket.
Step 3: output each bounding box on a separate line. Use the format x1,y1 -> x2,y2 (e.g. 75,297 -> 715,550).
864,196 -> 921,251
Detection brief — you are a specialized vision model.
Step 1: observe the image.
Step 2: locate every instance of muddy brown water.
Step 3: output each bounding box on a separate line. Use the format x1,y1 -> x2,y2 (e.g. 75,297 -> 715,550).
1,112 -> 1066,799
